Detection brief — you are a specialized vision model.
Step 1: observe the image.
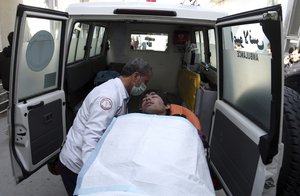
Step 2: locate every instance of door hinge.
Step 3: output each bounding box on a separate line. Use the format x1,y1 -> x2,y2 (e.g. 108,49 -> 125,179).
263,11 -> 278,21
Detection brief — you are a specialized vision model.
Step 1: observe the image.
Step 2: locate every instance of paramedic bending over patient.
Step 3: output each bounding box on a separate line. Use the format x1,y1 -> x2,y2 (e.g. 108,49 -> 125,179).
59,58 -> 152,196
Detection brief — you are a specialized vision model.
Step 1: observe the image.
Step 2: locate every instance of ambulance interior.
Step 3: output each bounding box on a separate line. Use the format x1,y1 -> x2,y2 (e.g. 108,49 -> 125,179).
65,21 -> 218,138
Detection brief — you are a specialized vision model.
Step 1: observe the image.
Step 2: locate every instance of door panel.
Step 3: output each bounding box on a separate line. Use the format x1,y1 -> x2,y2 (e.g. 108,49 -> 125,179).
210,101 -> 262,195
28,99 -> 63,165
9,4 -> 68,183
210,5 -> 283,196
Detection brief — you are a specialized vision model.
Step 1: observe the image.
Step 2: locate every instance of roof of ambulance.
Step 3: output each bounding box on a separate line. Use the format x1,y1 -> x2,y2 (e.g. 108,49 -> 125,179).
66,2 -> 227,21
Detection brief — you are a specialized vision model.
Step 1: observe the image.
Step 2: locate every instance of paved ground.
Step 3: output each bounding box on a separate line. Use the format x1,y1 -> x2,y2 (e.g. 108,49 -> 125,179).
0,115 -> 68,196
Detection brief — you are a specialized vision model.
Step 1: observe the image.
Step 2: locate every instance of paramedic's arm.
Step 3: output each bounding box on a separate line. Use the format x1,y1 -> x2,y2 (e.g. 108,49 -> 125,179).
81,96 -> 118,163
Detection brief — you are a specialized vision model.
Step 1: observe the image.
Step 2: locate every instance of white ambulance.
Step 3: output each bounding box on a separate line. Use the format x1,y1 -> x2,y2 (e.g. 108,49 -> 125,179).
8,2 -> 300,195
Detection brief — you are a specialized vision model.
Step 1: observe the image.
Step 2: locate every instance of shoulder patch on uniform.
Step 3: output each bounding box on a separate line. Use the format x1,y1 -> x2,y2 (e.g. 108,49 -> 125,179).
100,98 -> 113,110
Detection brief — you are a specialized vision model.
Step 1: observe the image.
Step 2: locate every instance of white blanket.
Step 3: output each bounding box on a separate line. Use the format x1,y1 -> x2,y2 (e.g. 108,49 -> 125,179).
74,113 -> 215,196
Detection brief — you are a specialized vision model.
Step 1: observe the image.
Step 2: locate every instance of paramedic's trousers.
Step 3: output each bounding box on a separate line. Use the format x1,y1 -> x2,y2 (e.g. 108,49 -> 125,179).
59,160 -> 78,196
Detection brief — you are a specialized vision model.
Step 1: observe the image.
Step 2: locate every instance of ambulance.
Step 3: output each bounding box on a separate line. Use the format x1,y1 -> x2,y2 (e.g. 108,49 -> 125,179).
8,1 -> 300,195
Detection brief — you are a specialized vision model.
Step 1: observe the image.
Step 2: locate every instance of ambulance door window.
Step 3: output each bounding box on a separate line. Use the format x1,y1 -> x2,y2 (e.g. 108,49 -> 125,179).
195,30 -> 205,63
67,22 -> 90,64
89,26 -> 106,57
208,29 -> 217,68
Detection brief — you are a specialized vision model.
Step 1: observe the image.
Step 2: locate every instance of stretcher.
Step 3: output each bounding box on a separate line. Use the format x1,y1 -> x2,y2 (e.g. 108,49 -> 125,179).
74,113 -> 214,196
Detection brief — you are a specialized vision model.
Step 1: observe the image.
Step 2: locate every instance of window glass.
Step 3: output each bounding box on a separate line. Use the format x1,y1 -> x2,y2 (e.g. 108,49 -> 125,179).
221,23 -> 272,130
67,22 -> 90,63
195,31 -> 205,63
18,17 -> 63,100
90,26 -> 105,57
208,29 -> 217,68
130,33 -> 168,52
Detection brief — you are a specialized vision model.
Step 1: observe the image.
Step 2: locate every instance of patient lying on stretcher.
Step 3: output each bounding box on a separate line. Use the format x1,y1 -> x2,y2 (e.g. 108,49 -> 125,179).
141,91 -> 208,147
73,91 -> 215,196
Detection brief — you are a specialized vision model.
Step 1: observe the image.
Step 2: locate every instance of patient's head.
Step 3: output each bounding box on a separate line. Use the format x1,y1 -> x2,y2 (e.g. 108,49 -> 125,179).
141,91 -> 170,115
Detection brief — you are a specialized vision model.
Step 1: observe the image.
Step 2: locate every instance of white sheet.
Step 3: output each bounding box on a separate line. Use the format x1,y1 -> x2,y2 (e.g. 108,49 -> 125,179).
74,113 -> 215,196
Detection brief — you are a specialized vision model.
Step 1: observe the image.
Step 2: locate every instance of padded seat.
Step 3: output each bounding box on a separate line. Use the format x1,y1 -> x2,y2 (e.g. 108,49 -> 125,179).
94,70 -> 120,86
178,68 -> 201,112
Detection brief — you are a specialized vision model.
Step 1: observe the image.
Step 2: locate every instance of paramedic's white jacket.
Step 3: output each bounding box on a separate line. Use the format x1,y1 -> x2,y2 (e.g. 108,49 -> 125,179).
60,78 -> 129,174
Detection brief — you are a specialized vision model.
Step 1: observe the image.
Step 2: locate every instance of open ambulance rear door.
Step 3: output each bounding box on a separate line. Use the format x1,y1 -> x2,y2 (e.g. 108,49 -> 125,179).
9,4 -> 68,183
209,5 -> 283,196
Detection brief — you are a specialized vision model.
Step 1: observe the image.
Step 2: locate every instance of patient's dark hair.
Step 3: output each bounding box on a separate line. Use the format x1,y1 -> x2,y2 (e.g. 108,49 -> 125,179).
121,58 -> 152,76
142,90 -> 170,105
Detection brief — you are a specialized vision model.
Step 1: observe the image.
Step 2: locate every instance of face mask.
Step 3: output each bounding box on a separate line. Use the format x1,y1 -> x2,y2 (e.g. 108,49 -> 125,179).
130,82 -> 147,96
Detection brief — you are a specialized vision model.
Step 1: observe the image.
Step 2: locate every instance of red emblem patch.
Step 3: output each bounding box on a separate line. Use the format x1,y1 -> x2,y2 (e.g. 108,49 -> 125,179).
100,98 -> 113,110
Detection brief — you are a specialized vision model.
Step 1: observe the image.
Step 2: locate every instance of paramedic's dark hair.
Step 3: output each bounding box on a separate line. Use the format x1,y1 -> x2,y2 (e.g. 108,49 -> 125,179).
121,58 -> 152,76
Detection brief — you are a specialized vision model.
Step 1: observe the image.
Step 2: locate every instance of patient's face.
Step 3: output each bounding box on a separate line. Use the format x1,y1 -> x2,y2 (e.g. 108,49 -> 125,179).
141,92 -> 168,115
